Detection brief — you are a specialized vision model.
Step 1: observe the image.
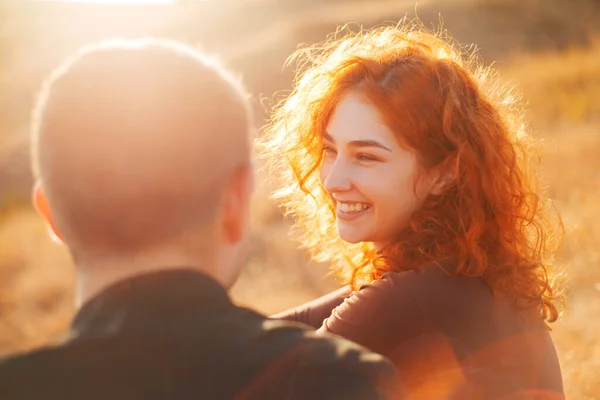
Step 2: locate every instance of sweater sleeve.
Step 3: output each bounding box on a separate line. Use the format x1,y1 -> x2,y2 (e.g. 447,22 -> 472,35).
270,286 -> 352,329
316,273 -> 423,356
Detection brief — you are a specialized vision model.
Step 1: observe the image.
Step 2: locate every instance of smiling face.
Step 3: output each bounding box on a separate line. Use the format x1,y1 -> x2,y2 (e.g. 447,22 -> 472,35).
320,92 -> 438,249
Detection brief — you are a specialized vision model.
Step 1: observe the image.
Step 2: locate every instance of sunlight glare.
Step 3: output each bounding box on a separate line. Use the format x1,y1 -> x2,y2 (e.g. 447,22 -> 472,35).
35,0 -> 178,4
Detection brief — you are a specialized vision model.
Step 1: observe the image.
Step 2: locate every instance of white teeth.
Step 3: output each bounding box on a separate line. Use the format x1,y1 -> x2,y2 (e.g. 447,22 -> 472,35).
338,202 -> 370,212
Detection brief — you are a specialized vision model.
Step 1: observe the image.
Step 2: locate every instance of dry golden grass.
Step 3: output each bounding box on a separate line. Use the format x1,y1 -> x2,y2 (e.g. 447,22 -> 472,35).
0,209 -> 74,355
499,44 -> 600,399
1,39 -> 599,400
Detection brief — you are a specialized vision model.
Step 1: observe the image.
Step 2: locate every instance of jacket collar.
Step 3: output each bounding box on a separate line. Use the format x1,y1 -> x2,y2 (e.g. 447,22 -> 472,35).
71,268 -> 232,339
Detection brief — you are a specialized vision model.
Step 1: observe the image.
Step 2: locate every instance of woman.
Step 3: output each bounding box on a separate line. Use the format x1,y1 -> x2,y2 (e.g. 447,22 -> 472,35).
260,22 -> 565,399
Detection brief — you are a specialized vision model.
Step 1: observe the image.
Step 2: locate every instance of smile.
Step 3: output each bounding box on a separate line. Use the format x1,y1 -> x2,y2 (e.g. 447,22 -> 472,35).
336,201 -> 372,220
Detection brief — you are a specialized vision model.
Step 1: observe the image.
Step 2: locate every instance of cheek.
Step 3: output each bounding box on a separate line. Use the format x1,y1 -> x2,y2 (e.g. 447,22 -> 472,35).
356,179 -> 388,201
368,171 -> 419,214
355,169 -> 408,202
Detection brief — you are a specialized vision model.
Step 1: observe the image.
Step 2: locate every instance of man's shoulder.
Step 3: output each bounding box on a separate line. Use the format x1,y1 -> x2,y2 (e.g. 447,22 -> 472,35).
0,341 -> 67,371
0,317 -> 401,399
0,343 -> 76,399
234,311 -> 388,364
260,317 -> 387,360
250,319 -> 401,399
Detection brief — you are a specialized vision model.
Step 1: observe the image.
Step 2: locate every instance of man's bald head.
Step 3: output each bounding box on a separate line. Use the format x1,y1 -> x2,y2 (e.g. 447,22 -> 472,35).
32,39 -> 253,255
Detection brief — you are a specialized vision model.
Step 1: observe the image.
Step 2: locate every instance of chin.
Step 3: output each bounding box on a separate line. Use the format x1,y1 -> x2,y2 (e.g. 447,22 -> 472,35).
337,227 -> 370,244
340,237 -> 363,244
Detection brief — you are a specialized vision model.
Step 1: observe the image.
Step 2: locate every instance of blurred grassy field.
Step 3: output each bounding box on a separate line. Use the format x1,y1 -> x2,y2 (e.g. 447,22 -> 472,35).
502,42 -> 600,398
1,0 -> 600,398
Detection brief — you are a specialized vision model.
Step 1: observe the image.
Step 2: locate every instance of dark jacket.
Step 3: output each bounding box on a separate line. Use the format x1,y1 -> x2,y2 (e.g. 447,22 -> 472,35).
276,263 -> 565,399
0,269 -> 401,400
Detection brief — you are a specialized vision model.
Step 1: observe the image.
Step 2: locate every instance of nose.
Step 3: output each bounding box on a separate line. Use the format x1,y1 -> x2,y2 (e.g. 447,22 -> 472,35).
322,159 -> 352,194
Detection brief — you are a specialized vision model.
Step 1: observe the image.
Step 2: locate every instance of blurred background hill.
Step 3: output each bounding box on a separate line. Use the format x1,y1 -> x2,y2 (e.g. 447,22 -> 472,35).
1,0 -> 599,397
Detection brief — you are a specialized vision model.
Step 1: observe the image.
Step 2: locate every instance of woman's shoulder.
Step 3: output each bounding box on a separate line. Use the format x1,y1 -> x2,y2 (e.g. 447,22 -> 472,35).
379,261 -> 495,303
383,262 -> 546,333
335,261 -> 493,317
318,261 -> 488,351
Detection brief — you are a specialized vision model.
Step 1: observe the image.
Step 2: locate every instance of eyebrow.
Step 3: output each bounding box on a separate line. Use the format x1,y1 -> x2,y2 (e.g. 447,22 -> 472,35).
324,132 -> 392,152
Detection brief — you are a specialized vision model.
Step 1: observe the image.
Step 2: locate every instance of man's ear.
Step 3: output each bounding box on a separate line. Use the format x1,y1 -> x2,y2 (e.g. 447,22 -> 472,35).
221,162 -> 255,245
32,182 -> 64,244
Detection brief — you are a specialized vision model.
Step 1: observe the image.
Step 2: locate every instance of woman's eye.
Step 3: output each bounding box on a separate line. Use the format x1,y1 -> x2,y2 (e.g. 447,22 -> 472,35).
356,153 -> 378,162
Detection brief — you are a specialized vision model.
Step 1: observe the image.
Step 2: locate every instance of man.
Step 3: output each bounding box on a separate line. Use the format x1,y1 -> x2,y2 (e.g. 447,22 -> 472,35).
0,39 -> 401,399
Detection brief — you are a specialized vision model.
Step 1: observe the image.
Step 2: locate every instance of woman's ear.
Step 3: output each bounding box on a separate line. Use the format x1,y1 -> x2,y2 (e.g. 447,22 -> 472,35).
32,182 -> 65,244
430,165 -> 456,196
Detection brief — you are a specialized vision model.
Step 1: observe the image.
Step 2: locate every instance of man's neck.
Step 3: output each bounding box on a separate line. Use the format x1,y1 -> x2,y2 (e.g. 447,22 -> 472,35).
74,251 -> 220,307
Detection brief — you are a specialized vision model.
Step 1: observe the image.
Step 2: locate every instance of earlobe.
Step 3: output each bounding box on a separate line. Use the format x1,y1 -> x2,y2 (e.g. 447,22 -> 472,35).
32,182 -> 65,244
430,168 -> 455,196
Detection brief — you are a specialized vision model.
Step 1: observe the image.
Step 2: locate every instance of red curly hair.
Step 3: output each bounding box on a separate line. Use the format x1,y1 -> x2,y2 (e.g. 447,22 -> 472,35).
259,22 -> 564,324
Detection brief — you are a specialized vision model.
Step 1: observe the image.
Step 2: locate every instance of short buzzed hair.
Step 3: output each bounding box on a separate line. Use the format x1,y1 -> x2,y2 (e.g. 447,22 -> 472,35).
32,39 -> 253,253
